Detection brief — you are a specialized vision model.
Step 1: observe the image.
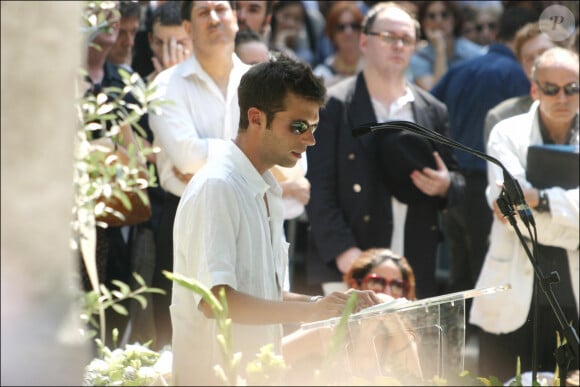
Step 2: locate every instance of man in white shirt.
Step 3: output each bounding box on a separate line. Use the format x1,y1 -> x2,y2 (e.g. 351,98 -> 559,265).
471,47 -> 579,381
171,54 -> 381,386
148,0 -> 250,350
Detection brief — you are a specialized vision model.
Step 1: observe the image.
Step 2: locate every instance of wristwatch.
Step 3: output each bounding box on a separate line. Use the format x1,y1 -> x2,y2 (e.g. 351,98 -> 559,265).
309,295 -> 324,303
535,190 -> 550,213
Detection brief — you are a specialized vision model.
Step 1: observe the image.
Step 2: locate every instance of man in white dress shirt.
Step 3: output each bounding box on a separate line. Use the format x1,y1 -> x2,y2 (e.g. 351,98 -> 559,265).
470,47 -> 579,381
171,54 -> 381,386
148,0 -> 250,350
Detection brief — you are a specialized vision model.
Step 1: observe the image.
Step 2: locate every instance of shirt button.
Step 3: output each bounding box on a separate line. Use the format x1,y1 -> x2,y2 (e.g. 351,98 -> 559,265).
348,153 -> 355,160
353,184 -> 361,193
363,215 -> 371,223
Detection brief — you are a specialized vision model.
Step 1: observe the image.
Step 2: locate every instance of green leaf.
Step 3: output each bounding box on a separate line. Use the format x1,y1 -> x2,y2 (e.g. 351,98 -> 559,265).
111,303 -> 128,316
133,295 -> 147,309
111,279 -> 131,295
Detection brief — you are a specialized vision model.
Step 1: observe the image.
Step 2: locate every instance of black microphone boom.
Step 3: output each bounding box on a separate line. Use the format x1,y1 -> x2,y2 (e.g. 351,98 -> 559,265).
354,120 -> 534,226
354,120 -> 579,381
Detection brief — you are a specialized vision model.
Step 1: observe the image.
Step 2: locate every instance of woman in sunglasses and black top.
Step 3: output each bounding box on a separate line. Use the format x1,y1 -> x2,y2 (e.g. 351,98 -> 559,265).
313,1 -> 365,87
344,248 -> 417,301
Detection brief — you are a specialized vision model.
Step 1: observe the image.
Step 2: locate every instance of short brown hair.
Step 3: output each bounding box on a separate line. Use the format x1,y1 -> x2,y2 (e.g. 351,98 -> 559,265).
324,1 -> 364,46
343,248 -> 417,300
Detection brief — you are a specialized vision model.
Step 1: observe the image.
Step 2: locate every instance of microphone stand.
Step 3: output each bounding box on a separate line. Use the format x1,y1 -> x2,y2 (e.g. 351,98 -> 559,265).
354,120 -> 579,385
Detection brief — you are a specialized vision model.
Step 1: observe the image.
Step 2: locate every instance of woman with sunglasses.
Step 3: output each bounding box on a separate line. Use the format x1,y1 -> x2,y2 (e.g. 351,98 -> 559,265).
410,1 -> 484,91
313,1 -> 364,87
344,248 -> 417,301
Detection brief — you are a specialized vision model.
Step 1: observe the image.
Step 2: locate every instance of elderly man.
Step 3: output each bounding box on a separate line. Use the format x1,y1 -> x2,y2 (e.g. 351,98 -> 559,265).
471,47 -> 579,381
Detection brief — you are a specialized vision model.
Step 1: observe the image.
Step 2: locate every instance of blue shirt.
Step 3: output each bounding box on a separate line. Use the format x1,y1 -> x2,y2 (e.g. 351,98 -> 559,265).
431,44 -> 530,171
410,37 -> 485,81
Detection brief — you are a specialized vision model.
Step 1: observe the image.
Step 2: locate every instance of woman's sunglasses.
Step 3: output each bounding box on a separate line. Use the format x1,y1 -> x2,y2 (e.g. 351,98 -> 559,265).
535,81 -> 580,97
336,23 -> 362,33
361,273 -> 407,294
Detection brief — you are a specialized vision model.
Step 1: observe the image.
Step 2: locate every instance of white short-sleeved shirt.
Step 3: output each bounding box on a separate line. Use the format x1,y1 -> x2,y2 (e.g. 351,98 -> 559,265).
171,141 -> 289,385
149,54 -> 250,197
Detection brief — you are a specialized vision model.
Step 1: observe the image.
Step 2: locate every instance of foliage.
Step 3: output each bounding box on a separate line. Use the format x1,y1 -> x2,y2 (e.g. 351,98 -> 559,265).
80,273 -> 165,340
73,0 -> 168,344
84,335 -> 163,386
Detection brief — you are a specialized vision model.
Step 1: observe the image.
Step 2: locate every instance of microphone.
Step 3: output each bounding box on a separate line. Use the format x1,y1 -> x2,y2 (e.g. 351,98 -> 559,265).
354,120 -> 534,227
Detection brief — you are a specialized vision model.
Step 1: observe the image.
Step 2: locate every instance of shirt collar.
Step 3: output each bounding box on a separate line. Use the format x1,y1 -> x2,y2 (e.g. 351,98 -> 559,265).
225,141 -> 281,198
178,52 -> 244,79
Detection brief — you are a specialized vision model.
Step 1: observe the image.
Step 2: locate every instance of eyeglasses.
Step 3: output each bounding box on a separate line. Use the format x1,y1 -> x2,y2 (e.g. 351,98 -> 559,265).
336,22 -> 362,33
291,120 -> 318,135
535,81 -> 580,97
426,10 -> 450,21
475,22 -> 497,32
365,31 -> 415,47
361,273 -> 407,294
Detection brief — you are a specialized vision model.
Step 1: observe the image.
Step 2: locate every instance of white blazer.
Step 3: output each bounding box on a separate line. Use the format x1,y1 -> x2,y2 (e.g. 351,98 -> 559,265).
470,101 -> 579,334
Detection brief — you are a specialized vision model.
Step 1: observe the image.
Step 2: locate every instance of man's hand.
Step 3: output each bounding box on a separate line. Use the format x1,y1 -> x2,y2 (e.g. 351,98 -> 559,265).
148,37 -> 191,82
308,289 -> 381,322
280,176 -> 311,205
410,151 -> 451,198
172,166 -> 193,184
336,247 -> 362,274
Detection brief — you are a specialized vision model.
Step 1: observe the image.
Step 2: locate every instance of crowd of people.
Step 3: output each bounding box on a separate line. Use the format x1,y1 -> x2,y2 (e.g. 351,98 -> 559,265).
80,0 -> 579,385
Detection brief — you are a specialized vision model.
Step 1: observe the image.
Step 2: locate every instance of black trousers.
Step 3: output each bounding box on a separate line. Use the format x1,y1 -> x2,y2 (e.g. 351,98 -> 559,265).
445,170 -> 493,324
151,191 -> 180,350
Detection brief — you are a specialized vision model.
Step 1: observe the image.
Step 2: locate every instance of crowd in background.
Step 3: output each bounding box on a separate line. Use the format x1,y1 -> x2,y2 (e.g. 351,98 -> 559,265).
81,0 -> 579,383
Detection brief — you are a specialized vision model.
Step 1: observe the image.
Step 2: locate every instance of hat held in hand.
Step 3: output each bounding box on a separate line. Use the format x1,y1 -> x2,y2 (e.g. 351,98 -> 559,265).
377,129 -> 438,205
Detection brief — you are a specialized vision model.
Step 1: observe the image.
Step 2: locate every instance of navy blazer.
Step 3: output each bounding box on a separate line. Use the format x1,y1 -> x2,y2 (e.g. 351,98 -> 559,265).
305,73 -> 464,297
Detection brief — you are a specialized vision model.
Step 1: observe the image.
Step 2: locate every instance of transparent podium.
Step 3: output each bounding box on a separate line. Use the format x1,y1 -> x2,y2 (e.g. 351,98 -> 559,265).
298,285 -> 510,384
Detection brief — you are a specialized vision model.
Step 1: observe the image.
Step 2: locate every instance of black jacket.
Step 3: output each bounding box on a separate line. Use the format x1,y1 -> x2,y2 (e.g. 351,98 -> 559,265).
305,73 -> 464,298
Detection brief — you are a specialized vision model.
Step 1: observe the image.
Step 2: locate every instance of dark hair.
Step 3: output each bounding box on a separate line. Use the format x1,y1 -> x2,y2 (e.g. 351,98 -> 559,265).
362,2 -> 420,40
153,1 -> 183,27
344,248 -> 417,300
237,54 -> 326,130
496,6 -> 540,43
235,28 -> 264,47
417,1 -> 464,39
181,0 -> 235,22
230,0 -> 274,16
119,0 -> 141,20
269,1 -> 317,56
324,1 -> 364,44
181,1 -> 193,22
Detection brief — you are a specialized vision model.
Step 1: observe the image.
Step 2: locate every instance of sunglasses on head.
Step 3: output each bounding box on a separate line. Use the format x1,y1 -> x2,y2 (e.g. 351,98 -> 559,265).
336,22 -> 361,32
361,273 -> 407,294
535,81 -> 580,97
291,120 -> 318,135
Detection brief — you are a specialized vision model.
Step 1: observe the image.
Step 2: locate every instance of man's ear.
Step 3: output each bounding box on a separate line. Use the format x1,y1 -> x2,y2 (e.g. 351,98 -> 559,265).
182,20 -> 192,37
530,83 -> 540,101
248,107 -> 263,127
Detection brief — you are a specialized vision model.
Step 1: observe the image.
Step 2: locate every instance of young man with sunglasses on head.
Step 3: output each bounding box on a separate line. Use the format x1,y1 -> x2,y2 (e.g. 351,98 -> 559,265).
170,54 -> 381,386
306,2 -> 464,301
470,46 -> 579,382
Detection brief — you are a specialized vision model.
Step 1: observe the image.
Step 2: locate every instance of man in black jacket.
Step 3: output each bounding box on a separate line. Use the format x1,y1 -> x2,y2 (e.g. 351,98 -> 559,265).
306,2 -> 464,299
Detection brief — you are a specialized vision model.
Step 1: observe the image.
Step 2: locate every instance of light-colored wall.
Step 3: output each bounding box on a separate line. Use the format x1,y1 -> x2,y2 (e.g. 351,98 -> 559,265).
1,1 -> 90,384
